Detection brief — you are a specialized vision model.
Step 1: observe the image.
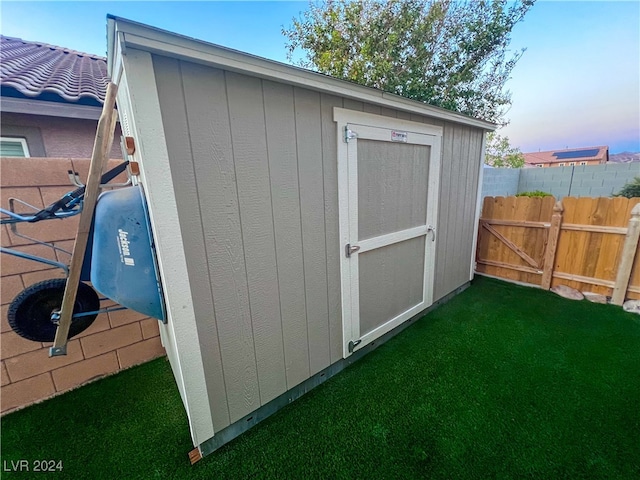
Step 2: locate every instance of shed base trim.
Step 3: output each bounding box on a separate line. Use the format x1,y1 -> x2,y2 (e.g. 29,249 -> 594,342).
196,282 -> 469,459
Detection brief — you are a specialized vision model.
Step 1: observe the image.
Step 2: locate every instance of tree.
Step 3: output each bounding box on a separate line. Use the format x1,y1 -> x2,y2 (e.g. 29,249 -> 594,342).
613,177 -> 640,199
485,132 -> 524,168
283,0 -> 535,125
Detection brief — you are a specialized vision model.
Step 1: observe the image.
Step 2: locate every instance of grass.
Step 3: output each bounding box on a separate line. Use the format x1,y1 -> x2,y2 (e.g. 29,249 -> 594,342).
2,276 -> 640,479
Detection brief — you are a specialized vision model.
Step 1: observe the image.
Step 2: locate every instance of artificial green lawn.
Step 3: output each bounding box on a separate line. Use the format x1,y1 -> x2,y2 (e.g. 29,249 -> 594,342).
2,276 -> 640,479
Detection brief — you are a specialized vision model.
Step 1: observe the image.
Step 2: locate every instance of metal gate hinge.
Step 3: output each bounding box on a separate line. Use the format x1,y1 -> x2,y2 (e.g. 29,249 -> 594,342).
345,243 -> 360,257
348,339 -> 362,353
344,127 -> 358,143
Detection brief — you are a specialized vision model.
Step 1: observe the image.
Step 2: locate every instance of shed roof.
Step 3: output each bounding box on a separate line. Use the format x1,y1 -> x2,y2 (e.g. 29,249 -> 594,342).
107,15 -> 495,131
0,35 -> 108,106
523,146 -> 609,166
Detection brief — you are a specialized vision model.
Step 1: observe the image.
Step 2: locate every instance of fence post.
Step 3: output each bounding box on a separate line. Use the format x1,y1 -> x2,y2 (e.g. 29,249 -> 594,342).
541,200 -> 564,290
612,203 -> 640,305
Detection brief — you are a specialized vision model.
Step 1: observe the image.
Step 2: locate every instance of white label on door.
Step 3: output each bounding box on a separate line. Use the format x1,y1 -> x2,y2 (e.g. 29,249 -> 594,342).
391,130 -> 408,143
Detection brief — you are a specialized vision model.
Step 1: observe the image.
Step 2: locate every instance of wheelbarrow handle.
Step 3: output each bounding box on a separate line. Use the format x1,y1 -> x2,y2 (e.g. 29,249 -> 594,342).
28,161 -> 130,223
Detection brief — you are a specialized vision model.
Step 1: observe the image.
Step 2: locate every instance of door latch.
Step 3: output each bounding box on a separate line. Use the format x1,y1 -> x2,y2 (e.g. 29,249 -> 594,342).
427,225 -> 436,242
348,339 -> 362,353
345,243 -> 360,257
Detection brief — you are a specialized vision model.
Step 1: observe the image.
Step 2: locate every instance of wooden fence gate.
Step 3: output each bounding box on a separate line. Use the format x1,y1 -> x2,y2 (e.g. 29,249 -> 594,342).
476,196 -> 640,303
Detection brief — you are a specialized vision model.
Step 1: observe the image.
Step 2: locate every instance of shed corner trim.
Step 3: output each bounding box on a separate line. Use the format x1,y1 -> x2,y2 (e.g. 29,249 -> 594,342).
116,47 -> 215,446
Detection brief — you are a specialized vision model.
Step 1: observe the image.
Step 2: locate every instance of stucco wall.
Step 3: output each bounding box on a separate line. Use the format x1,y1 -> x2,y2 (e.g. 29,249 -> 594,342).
1,112 -> 122,159
1,157 -> 164,415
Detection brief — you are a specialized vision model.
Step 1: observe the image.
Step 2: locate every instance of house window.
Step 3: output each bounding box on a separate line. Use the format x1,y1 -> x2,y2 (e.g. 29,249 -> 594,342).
569,162 -> 576,166
580,161 -> 587,165
536,164 -> 543,168
558,163 -> 566,167
0,137 -> 30,157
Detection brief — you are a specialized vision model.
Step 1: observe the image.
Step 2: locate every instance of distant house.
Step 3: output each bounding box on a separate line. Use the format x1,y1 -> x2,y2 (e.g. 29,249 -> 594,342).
523,146 -> 608,168
0,35 -> 121,158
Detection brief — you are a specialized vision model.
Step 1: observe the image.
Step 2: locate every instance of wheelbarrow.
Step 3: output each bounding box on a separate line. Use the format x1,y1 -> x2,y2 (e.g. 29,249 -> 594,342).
1,161 -> 166,344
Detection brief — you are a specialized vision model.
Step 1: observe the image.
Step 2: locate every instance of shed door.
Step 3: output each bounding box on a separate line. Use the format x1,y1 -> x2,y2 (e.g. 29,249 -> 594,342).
336,112 -> 441,357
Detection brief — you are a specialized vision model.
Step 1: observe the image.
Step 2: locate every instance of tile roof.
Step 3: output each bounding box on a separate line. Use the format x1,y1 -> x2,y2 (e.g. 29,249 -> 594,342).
0,35 -> 108,105
523,146 -> 609,166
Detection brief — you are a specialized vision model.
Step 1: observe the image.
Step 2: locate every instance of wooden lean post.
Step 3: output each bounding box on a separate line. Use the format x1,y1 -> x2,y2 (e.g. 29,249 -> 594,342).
50,82 -> 118,356
541,200 -> 564,290
612,203 -> 640,306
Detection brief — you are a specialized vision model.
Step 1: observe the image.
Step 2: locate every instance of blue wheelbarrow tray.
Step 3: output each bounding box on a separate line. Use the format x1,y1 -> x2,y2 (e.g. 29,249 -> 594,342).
88,185 -> 166,322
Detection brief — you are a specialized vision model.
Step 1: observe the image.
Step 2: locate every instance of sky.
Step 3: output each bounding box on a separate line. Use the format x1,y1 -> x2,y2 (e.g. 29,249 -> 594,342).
1,1 -> 639,154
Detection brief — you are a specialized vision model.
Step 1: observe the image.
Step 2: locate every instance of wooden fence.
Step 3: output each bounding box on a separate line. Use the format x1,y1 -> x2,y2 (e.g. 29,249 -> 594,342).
476,196 -> 640,303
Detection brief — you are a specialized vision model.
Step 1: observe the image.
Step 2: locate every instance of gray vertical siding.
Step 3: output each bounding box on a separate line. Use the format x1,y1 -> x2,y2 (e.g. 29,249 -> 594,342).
434,124 -> 484,300
225,72 -> 287,405
263,81 -> 311,388
180,63 -> 261,425
294,88 -> 331,376
151,57 -> 231,430
151,53 -> 484,432
363,103 -> 382,115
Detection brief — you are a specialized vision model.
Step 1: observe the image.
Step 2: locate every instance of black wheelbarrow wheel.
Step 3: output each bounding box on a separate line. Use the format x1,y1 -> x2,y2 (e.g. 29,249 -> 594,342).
7,279 -> 100,342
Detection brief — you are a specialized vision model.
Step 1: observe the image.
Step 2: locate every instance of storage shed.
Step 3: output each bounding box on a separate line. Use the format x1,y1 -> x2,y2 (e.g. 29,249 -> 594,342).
107,16 -> 494,459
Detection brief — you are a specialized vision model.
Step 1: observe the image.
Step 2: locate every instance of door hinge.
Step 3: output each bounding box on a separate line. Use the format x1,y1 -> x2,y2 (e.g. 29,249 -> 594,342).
344,126 -> 358,143
345,243 -> 360,258
348,339 -> 362,353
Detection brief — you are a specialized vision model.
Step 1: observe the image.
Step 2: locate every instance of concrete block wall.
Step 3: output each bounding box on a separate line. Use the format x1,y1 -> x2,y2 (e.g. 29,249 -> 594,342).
518,166 -> 574,198
566,163 -> 640,198
481,167 -> 520,197
1,157 -> 165,415
482,163 -> 639,199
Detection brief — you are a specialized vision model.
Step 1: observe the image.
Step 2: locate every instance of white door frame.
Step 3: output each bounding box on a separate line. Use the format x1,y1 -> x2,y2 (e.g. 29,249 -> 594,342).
334,107 -> 442,358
